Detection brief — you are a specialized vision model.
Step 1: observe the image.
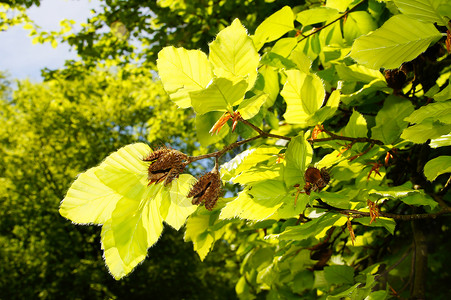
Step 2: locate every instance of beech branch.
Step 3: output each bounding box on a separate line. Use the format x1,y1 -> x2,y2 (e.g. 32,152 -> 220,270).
313,129 -> 384,145
315,206 -> 451,221
297,0 -> 366,42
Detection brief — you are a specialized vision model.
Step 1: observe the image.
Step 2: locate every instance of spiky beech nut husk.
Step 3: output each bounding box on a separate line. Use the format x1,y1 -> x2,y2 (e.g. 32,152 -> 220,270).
188,170 -> 221,211
144,148 -> 188,186
303,167 -> 330,195
384,69 -> 407,91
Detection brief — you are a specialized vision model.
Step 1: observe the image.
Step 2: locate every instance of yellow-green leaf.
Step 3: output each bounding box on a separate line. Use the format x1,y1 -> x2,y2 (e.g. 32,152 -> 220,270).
157,46 -> 213,108
350,15 -> 442,69
254,6 -> 294,50
209,19 -> 259,89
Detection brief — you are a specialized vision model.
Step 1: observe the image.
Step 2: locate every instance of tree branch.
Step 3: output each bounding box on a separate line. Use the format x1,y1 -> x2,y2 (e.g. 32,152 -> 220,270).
297,0 -> 367,43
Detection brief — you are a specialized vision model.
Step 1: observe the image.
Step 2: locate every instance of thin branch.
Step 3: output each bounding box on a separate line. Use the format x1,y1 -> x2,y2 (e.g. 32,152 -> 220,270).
313,129 -> 384,145
374,246 -> 412,281
315,206 -> 451,220
239,117 -> 292,141
187,135 -> 261,163
298,0 -> 367,43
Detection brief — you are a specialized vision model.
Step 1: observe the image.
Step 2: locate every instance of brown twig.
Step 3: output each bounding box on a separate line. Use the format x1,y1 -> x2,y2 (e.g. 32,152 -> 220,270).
187,134 -> 261,163
313,129 -> 384,145
315,206 -> 451,221
297,0 -> 367,43
239,117 -> 292,141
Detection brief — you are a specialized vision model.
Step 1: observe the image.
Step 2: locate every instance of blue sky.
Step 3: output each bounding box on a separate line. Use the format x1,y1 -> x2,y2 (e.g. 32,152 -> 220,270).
0,0 -> 100,81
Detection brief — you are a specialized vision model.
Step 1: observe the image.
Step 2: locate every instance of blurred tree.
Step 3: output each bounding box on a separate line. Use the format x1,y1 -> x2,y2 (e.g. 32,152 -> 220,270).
0,66 -> 237,298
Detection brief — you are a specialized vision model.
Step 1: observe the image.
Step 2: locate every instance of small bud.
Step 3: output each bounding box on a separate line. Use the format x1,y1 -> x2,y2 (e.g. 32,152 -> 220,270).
188,170 -> 221,211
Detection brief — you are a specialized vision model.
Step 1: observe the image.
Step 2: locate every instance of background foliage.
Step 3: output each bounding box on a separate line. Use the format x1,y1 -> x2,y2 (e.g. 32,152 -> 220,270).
1,0 -> 451,299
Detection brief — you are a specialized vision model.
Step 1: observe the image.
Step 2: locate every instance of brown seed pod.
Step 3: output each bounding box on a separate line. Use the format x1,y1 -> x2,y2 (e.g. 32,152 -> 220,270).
144,148 -> 188,186
188,171 -> 222,211
303,167 -> 330,195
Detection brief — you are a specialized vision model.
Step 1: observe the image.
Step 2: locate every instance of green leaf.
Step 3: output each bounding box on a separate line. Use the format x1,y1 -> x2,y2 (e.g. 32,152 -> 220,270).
219,180 -> 287,221
190,78 -> 248,114
237,93 -> 269,120
312,190 -> 353,209
354,217 -> 396,235
350,15 -> 442,69
184,210 -> 224,261
344,110 -> 367,138
369,183 -> 418,198
110,186 -> 163,266
324,265 -> 355,285
296,7 -> 339,26
253,6 -> 294,50
335,64 -> 385,83
284,133 -> 313,187
404,101 -> 451,124
101,183 -> 164,279
220,145 -> 282,181
159,174 -> 198,230
272,213 -> 343,241
59,168 -> 123,224
256,65 -> 280,108
394,0 -> 448,26
60,143 -> 151,224
434,82 -> 451,102
308,89 -> 340,124
289,45 -> 312,74
195,111 -> 230,147
343,11 -> 377,45
400,193 -> 438,210
430,134 -> 451,148
326,0 -> 353,12
157,46 -> 213,108
371,95 -> 415,144
401,119 -> 451,144
282,70 -> 326,125
209,19 -> 260,88
424,156 -> 451,181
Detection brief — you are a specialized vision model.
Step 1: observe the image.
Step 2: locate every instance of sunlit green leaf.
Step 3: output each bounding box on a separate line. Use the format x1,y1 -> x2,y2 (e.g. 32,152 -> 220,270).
371,95 -> 415,144
209,19 -> 259,88
282,70 -> 325,125
354,217 -> 396,235
238,93 -> 269,120
219,180 -> 287,221
400,193 -> 438,210
157,46 -> 213,108
350,15 -> 442,69
401,119 -> 451,144
190,78 -> 248,114
343,11 -> 377,44
160,174 -> 198,230
271,213 -> 342,240
59,168 -> 123,224
404,101 -> 451,125
284,133 -> 313,187
344,110 -> 367,138
430,134 -> 451,148
335,64 -> 385,83
394,0 -> 448,26
254,6 -> 294,50
424,156 -> 451,181
296,7 -> 339,26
